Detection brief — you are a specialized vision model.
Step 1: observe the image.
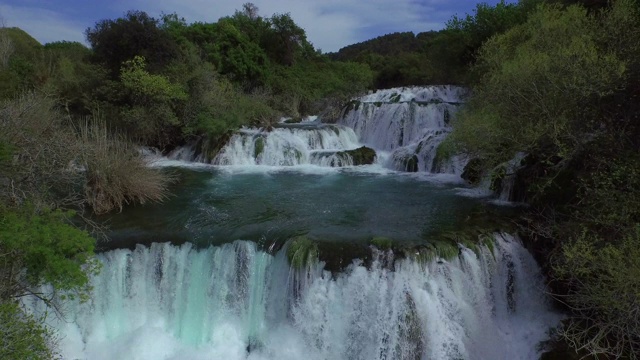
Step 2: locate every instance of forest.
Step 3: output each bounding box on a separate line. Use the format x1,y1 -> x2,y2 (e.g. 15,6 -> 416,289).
1,0 -> 639,358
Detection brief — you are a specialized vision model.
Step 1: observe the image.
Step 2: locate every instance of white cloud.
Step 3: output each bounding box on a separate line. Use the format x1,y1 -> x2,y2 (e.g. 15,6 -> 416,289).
0,4 -> 86,45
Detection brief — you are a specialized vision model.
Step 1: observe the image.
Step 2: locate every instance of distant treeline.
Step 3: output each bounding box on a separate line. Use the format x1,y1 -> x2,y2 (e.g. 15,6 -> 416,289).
330,0 -> 611,88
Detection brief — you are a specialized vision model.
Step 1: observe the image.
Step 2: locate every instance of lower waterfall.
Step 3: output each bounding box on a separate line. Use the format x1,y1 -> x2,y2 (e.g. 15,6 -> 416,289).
35,234 -> 561,360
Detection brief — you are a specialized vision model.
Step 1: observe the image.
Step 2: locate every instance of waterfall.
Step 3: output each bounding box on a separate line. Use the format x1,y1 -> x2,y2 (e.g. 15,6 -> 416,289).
164,86 -> 469,174
169,125 -> 363,167
339,86 -> 467,174
492,152 -> 527,203
34,234 -> 560,360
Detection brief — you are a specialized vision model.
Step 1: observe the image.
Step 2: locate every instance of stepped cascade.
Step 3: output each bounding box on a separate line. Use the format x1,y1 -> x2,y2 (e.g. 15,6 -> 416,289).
214,125 -> 362,167
32,235 -> 560,360
27,86 -> 563,360
339,86 -> 468,173
168,124 -> 364,167
166,86 -> 467,174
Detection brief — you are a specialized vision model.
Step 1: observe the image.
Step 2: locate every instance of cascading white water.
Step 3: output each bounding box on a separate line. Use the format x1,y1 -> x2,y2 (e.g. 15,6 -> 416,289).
34,234 -> 561,360
215,125 -> 361,167
169,125 -> 363,167
340,86 -> 467,173
164,86 -> 469,174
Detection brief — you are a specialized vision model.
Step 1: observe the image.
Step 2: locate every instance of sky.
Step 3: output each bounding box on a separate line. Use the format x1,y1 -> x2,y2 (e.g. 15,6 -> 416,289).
0,0 -> 509,53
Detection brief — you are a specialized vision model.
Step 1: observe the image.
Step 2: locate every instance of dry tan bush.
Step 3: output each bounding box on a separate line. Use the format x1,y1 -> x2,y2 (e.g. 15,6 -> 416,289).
0,92 -> 173,215
78,119 -> 174,214
0,92 -> 83,208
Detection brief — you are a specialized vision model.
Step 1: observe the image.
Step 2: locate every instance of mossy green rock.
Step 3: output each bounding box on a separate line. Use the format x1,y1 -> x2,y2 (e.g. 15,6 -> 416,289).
338,146 -> 376,165
371,236 -> 393,250
404,154 -> 419,172
461,158 -> 485,185
344,100 -> 361,113
253,137 -> 265,159
286,236 -> 319,269
490,165 -> 507,192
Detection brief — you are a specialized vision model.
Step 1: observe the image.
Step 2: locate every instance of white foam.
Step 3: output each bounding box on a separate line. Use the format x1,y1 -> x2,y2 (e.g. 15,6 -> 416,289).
357,86 -> 468,104
30,235 -> 561,360
341,86 -> 468,175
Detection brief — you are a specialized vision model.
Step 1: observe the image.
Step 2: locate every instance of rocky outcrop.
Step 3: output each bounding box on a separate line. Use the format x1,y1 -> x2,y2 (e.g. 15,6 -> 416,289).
337,146 -> 376,165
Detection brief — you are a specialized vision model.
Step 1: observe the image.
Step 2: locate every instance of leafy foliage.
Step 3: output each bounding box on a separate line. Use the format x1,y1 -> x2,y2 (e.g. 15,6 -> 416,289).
448,3 -> 625,168
0,302 -> 59,360
446,0 -> 640,356
330,1 -> 538,87
85,10 -> 181,75
0,207 -> 98,299
554,227 -> 640,359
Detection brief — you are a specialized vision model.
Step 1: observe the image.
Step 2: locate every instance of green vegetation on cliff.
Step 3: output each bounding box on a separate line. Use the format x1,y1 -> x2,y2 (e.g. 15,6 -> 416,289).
444,0 -> 640,357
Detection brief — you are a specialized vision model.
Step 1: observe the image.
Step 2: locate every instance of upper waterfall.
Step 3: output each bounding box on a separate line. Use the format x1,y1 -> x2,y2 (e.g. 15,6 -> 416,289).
168,123 -> 366,168
214,124 -> 361,167
163,86 -> 469,175
339,86 -> 467,173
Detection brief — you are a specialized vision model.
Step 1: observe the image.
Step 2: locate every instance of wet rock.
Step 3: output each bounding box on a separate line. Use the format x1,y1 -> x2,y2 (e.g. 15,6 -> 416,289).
337,146 -> 376,165
461,158 -> 485,185
253,137 -> 265,159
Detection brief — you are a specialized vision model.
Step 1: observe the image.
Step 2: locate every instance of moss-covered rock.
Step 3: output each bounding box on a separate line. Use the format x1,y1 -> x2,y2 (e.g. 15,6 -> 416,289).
371,236 -> 393,250
343,100 -> 361,114
461,158 -> 485,185
338,146 -> 376,165
189,132 -> 231,163
253,137 -> 265,159
283,147 -> 302,163
433,138 -> 455,169
443,108 -> 451,125
286,236 -> 319,269
283,117 -> 302,124
404,154 -> 419,172
490,165 -> 507,192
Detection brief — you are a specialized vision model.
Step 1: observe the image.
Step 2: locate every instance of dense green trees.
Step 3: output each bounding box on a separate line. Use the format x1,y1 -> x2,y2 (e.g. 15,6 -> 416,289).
86,10 -> 182,75
444,0 -> 640,357
446,4 -> 625,167
75,5 -> 373,150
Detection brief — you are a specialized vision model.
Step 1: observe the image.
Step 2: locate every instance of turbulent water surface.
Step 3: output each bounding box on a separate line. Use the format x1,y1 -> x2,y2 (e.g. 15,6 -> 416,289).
32,87 -> 561,360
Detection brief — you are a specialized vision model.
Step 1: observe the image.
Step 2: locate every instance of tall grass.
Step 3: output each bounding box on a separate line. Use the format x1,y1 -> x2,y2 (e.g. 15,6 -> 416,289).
78,119 -> 174,214
0,92 -> 173,215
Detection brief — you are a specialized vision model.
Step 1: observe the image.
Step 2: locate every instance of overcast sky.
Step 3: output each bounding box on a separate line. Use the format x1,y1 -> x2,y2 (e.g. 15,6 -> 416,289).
0,0 -> 511,52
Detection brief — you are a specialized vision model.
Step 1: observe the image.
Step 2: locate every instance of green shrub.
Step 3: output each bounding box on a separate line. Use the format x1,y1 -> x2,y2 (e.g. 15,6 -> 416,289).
554,227 -> 640,358
0,302 -> 58,360
0,207 -> 98,300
